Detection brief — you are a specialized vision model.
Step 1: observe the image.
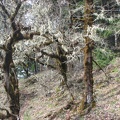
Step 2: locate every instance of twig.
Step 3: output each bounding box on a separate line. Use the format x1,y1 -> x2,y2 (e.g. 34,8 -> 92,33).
93,59 -> 108,79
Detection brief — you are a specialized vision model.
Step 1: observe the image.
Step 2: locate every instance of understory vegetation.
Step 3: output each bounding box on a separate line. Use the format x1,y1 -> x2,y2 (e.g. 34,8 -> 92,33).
0,0 -> 120,120
93,48 -> 116,69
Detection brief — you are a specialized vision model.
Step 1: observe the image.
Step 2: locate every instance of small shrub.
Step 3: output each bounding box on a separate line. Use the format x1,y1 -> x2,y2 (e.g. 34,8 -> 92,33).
93,48 -> 116,69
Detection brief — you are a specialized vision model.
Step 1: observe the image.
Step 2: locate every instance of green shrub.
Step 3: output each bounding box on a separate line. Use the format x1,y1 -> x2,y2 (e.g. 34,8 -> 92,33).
93,48 -> 116,69
96,29 -> 113,39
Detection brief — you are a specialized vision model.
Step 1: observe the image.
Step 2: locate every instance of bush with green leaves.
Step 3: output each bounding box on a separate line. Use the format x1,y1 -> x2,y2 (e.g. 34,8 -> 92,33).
93,48 -> 116,69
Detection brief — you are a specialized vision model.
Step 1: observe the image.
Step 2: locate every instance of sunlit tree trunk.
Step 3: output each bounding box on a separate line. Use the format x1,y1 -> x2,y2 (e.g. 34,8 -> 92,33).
83,0 -> 94,107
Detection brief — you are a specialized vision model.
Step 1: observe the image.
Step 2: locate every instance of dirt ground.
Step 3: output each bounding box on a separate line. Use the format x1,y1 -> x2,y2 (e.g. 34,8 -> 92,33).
0,58 -> 120,120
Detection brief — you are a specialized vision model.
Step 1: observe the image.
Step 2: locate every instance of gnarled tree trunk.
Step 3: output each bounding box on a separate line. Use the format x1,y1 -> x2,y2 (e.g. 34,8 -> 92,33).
3,41 -> 20,120
0,1 -> 40,119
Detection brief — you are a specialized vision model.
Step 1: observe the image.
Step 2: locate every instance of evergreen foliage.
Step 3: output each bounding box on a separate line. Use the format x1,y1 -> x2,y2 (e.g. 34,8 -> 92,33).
0,0 -> 119,119
93,48 -> 116,68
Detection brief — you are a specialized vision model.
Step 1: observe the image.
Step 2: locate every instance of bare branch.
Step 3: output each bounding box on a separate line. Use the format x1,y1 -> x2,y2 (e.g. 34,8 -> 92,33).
41,50 -> 60,59
0,1 -> 10,18
9,1 -> 23,31
11,1 -> 22,21
93,59 -> 108,78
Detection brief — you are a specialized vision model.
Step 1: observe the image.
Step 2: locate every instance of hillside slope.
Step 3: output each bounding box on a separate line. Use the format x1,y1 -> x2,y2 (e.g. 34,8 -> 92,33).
0,58 -> 120,120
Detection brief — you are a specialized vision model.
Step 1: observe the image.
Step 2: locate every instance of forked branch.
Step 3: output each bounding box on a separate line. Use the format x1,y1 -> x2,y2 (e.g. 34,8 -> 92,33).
0,1 -> 10,18
11,1 -> 22,21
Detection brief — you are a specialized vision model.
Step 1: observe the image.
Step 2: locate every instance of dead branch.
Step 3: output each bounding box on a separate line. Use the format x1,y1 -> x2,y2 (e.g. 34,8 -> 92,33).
93,59 -> 108,78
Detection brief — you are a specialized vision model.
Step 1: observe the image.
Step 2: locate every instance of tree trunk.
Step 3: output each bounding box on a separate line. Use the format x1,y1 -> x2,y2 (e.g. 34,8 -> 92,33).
83,0 -> 94,107
84,40 -> 94,105
56,43 -> 74,100
3,43 -> 20,120
56,43 -> 67,85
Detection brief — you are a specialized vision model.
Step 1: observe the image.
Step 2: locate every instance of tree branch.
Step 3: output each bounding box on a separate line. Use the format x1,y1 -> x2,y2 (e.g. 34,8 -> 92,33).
41,50 -> 60,59
21,32 -> 40,40
93,59 -> 108,78
11,1 -> 22,21
13,32 -> 40,42
0,1 -> 10,18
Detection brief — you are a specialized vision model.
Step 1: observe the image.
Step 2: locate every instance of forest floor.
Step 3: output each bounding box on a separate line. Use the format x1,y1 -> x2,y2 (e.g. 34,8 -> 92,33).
0,58 -> 120,120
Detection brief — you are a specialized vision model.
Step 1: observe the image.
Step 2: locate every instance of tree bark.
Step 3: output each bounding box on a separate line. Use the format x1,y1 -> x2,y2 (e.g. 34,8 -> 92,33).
3,42 -> 20,120
56,43 -> 74,100
83,0 -> 94,107
0,1 -> 40,119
